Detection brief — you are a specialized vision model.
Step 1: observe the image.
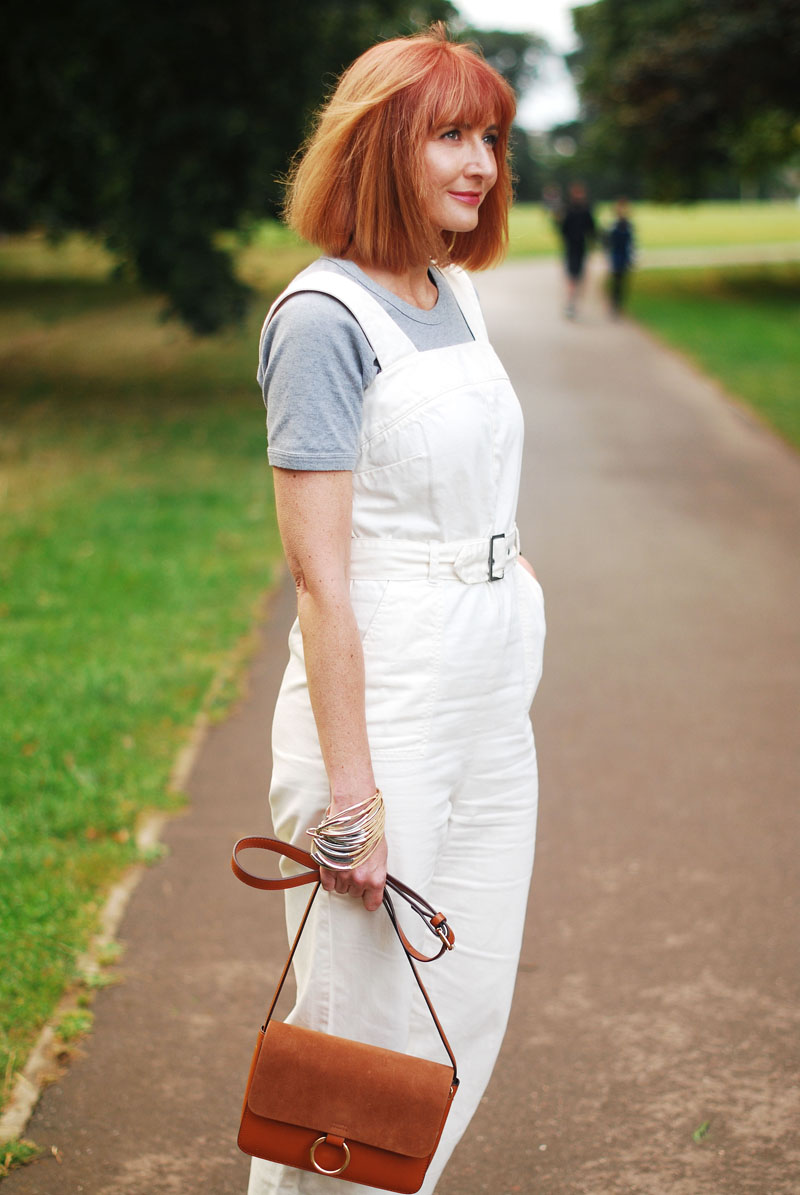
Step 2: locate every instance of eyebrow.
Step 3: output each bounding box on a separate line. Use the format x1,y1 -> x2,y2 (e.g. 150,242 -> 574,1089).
440,121 -> 500,132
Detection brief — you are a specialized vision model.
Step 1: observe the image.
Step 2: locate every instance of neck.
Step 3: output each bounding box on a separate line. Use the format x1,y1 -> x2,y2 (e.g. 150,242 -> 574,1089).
349,260 -> 437,311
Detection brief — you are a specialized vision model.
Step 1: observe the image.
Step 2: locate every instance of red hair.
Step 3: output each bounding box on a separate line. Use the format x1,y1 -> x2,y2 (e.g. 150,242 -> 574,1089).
284,24 -> 516,272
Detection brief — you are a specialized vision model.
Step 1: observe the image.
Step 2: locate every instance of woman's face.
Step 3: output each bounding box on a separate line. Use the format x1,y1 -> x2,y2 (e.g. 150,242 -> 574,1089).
422,121 -> 499,234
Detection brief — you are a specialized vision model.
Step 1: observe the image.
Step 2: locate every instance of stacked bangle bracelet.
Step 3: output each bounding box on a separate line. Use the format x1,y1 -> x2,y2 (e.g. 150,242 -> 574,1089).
307,789 -> 386,871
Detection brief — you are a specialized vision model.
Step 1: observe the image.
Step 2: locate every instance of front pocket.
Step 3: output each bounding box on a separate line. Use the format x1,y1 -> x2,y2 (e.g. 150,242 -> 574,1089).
359,581 -> 443,760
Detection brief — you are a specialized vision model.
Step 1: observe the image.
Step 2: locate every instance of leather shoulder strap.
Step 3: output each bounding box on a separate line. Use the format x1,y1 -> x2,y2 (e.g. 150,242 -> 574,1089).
232,836 -> 458,1080
232,837 -> 454,959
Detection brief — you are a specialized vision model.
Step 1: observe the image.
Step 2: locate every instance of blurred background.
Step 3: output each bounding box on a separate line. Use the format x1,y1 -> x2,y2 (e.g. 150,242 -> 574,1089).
1,0 -> 799,1171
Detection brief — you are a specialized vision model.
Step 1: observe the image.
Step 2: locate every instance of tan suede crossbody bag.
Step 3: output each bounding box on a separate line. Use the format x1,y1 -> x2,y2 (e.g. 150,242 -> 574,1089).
231,837 -> 459,1193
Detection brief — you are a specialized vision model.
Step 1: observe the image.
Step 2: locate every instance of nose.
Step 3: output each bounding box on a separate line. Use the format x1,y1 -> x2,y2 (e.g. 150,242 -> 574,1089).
465,134 -> 497,181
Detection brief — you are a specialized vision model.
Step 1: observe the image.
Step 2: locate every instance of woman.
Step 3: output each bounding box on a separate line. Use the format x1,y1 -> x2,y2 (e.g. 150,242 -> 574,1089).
251,24 -> 545,1195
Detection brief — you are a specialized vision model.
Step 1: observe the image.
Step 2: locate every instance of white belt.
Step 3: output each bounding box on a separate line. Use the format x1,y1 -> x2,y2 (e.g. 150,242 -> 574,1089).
349,527 -> 519,584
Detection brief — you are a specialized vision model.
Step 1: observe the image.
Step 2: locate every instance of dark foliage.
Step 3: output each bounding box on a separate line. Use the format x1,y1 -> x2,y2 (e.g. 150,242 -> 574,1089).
570,0 -> 800,198
0,1 -> 454,332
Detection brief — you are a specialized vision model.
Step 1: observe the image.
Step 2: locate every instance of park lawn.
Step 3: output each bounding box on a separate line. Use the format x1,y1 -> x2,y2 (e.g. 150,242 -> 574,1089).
507,200 -> 800,257
628,263 -> 800,450
0,230 -> 315,1116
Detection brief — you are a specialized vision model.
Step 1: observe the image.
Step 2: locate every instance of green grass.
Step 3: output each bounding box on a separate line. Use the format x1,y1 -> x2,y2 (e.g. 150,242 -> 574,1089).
507,200 -> 800,257
507,205 -> 563,256
55,1010 -> 94,1043
629,263 -> 800,449
0,229 -> 316,1112
0,1138 -> 42,1178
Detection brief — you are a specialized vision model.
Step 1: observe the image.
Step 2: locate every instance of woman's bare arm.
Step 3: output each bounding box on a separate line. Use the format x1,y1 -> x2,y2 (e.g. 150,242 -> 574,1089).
272,467 -> 387,911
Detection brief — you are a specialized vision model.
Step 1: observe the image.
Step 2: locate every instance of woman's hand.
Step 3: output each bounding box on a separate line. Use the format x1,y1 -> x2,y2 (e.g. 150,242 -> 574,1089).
320,833 -> 388,913
518,553 -> 538,580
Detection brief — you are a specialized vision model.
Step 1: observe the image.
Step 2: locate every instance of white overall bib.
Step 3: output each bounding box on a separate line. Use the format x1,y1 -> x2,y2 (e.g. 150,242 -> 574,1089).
249,265 -> 546,1195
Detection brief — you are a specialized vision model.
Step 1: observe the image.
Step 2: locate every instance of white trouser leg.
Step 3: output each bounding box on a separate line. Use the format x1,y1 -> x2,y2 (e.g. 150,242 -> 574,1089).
248,727 -> 537,1195
401,723 -> 538,1195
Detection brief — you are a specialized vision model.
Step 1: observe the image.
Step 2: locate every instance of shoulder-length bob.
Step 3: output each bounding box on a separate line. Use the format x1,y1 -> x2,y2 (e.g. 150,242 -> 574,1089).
284,24 -> 516,272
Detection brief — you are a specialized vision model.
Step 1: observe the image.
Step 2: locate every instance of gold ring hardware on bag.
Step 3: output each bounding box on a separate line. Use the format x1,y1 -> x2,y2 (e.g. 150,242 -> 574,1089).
310,1135 -> 351,1175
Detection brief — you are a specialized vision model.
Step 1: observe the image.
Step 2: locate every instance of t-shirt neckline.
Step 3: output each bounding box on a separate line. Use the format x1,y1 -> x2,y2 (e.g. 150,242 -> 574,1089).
322,257 -> 450,326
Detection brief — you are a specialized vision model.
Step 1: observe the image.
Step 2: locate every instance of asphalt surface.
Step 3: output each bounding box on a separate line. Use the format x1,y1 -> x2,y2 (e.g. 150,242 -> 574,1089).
7,258 -> 800,1194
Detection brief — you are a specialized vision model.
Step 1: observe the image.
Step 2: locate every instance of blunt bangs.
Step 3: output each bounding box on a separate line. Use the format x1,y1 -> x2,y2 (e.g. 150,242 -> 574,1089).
413,45 -> 516,138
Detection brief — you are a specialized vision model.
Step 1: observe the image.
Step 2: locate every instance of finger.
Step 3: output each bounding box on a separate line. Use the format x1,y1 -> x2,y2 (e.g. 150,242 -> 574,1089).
362,884 -> 385,913
319,867 -> 336,893
352,861 -> 386,888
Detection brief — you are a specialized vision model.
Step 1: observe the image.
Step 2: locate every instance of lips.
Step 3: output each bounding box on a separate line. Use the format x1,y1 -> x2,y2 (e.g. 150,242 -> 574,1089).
447,191 -> 482,206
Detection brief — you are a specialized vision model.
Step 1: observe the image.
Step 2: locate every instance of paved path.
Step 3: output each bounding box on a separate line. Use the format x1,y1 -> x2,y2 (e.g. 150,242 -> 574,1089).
7,259 -> 800,1194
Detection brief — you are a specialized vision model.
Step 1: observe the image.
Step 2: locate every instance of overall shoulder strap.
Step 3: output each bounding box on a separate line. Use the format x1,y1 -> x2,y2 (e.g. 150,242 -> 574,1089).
436,264 -> 489,342
260,266 -> 417,372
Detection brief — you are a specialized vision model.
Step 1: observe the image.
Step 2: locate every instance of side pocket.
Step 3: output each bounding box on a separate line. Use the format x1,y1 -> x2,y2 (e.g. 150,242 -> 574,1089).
516,567 -> 546,709
350,579 -> 390,644
360,581 -> 443,760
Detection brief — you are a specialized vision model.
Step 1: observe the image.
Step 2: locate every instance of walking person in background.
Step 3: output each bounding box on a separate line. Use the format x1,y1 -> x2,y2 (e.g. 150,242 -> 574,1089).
249,22 -> 545,1195
606,197 -> 635,317
559,181 -> 596,319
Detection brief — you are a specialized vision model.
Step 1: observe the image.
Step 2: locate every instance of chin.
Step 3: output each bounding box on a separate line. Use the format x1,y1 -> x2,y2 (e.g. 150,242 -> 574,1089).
446,216 -> 480,235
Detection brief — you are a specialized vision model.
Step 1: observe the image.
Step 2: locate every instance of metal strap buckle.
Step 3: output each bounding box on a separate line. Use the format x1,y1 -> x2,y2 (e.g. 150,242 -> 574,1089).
432,917 -> 455,950
488,532 -> 506,581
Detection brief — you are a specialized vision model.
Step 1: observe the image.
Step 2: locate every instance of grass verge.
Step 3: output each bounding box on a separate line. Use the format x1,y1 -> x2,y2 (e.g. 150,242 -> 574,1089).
0,1138 -> 42,1178
628,262 -> 800,450
0,228 -> 314,1115
506,200 -> 800,257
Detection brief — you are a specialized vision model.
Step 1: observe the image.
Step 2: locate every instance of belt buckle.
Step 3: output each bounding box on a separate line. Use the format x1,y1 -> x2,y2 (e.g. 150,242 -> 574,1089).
488,533 -> 506,582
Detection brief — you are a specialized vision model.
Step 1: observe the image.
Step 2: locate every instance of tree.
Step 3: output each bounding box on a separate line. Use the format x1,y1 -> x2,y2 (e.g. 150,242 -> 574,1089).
570,0 -> 800,198
460,27 -> 547,98
0,1 -> 454,333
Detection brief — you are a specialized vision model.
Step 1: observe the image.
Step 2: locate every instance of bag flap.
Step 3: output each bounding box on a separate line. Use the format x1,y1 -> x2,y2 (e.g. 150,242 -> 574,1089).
247,1022 -> 455,1158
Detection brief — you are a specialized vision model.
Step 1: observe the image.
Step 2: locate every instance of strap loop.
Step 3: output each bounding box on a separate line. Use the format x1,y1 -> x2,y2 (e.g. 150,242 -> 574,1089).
232,836 -> 454,959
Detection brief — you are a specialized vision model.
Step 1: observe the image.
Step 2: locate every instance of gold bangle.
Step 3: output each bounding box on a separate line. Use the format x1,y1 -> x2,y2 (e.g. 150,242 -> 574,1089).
307,789 -> 385,870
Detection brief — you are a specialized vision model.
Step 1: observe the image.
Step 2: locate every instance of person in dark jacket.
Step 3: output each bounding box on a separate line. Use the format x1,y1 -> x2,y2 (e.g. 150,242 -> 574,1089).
559,181 -> 596,318
606,197 -> 635,316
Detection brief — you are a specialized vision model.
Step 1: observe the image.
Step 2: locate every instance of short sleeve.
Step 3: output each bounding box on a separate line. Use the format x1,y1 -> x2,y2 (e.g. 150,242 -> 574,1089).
259,291 -> 378,471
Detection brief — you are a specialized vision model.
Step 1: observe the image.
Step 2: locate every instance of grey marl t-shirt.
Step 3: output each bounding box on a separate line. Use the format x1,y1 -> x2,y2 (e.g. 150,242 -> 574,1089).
258,257 -> 474,471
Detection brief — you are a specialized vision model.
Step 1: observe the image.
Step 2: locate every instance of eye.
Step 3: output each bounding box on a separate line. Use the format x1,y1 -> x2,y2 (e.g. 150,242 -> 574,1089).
483,131 -> 499,147
440,128 -> 461,141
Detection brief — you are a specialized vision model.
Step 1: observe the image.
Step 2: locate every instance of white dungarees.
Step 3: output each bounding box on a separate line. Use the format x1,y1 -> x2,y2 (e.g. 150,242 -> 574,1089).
249,265 -> 545,1195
